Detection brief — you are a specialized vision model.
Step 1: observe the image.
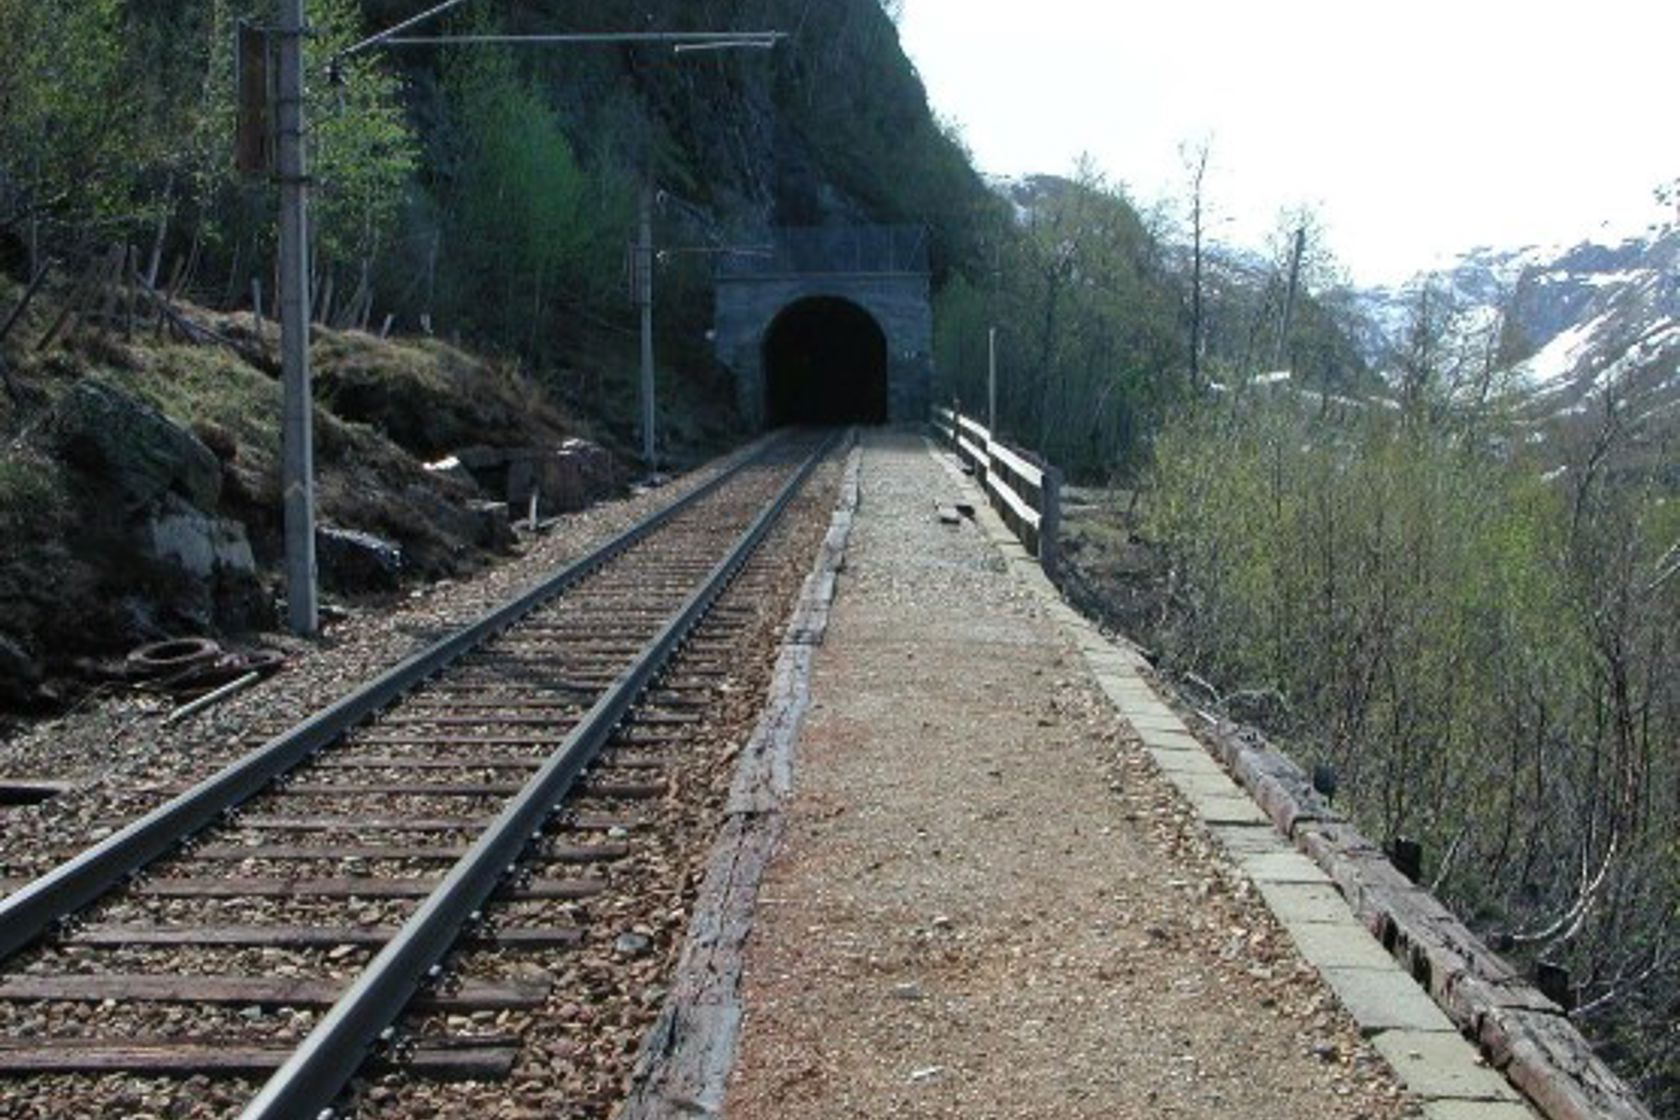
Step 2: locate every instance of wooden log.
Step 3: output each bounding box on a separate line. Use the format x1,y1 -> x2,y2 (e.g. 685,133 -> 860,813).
134,875 -> 606,900
0,974 -> 547,1011
62,924 -> 583,950
0,1039 -> 520,1079
0,779 -> 74,806
185,841 -> 630,863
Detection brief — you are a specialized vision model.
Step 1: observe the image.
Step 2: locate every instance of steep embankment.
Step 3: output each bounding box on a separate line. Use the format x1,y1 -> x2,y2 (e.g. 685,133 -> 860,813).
0,277 -> 618,711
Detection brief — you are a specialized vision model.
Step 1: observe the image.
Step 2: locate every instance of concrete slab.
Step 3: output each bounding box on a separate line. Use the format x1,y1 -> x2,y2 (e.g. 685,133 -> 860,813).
1117,700 -> 1179,720
1206,823 -> 1285,854
1164,769 -> 1247,802
1185,790 -> 1272,825
1254,880 -> 1356,924
1284,921 -> 1397,971
1421,1100 -> 1539,1119
1144,747 -> 1229,779
1234,849 -> 1334,886
1371,1030 -> 1522,1103
1322,968 -> 1457,1034
1136,726 -> 1204,752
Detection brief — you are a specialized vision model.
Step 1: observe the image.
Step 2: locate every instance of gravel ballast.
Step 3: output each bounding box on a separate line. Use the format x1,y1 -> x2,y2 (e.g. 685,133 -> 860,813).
723,430 -> 1420,1119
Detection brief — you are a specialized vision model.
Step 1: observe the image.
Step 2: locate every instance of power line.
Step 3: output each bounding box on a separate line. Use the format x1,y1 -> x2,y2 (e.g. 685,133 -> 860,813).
340,0 -> 476,58
382,31 -> 785,48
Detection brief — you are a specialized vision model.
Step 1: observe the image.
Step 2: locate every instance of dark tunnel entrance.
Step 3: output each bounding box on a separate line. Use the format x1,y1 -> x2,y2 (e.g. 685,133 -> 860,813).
763,297 -> 889,425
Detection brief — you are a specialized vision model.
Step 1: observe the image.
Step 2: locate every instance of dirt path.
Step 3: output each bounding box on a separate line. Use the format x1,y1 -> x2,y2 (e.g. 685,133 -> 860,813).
724,430 -> 1416,1119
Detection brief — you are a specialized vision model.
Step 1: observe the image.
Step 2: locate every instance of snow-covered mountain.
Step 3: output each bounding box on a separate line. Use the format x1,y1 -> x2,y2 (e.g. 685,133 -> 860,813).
1354,227 -> 1680,424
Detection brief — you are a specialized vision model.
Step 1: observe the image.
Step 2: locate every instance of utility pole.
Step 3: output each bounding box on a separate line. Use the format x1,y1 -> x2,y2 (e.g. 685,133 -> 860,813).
987,326 -> 998,435
278,0 -> 317,635
637,183 -> 656,472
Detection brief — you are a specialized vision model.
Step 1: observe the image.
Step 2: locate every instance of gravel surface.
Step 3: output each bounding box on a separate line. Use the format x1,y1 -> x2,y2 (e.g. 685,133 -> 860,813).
725,430 -> 1420,1119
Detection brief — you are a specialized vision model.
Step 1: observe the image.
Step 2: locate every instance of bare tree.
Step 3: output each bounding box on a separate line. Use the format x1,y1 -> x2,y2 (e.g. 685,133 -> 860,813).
1181,139 -> 1212,394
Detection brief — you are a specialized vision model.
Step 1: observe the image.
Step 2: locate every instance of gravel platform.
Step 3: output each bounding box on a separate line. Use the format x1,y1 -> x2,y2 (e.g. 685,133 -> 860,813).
723,429 -> 1420,1119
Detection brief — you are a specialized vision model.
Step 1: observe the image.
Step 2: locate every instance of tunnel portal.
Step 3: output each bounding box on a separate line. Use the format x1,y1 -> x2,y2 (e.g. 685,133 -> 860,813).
763,297 -> 889,425
713,226 -> 932,429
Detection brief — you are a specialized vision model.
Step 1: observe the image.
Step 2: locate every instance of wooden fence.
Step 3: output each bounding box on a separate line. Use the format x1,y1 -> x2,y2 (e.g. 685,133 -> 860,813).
931,405 -> 1062,579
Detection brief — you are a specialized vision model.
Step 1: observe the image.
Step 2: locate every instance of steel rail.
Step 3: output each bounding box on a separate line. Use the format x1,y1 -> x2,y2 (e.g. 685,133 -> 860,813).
0,435 -> 787,965
240,429 -> 842,1120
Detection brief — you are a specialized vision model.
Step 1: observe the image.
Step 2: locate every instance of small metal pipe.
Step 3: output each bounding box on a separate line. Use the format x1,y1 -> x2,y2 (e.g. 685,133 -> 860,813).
162,671 -> 264,727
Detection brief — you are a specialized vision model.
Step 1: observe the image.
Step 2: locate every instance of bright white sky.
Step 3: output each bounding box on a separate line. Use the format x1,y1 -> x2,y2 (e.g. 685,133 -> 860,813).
895,0 -> 1677,285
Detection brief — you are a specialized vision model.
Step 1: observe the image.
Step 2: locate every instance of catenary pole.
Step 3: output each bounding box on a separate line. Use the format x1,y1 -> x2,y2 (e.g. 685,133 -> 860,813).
639,183 -> 657,471
278,0 -> 317,636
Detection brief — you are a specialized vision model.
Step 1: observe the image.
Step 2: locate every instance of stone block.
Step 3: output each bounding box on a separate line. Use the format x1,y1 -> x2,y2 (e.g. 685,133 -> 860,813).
1321,966 -> 1457,1034
1372,1029 -> 1522,1102
1255,880 -> 1354,925
1234,849 -> 1332,886
1421,1101 -> 1538,1120
1137,727 -> 1203,752
1185,789 -> 1270,825
1284,921 -> 1398,971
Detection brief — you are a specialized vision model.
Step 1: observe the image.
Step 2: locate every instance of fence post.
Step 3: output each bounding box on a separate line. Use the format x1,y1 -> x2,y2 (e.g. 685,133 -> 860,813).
1040,464 -> 1063,582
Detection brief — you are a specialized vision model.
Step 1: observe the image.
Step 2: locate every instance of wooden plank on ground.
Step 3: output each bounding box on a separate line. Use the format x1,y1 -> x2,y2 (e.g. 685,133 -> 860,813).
235,815 -> 491,831
0,780 -> 74,806
234,812 -> 639,832
0,974 -> 547,1010
312,755 -> 544,770
61,924 -> 584,950
186,841 -> 630,863
0,1040 -> 519,1079
135,876 -> 606,900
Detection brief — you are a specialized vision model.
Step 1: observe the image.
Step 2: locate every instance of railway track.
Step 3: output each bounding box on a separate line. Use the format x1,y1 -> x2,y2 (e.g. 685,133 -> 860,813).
0,428 -> 846,1118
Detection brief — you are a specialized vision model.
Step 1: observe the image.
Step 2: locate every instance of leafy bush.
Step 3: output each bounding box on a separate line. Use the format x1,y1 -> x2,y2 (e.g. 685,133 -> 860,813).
1145,394 -> 1680,1106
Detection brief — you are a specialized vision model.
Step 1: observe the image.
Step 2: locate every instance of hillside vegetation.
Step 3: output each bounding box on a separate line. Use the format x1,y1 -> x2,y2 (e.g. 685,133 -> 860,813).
0,0 -> 990,409
1127,370 -> 1680,1109
0,0 -> 1000,699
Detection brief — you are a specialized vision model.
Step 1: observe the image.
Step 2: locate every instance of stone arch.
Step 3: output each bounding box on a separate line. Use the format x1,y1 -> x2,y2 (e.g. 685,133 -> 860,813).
762,296 -> 889,425
712,227 -> 932,430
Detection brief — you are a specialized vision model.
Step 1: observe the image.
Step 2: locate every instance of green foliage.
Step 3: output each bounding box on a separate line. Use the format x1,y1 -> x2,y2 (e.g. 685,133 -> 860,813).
425,41 -> 632,356
0,453 -> 68,535
305,0 -> 420,265
0,0 -> 136,238
187,0 -> 417,267
936,170 -> 1185,480
1145,396 -> 1680,1105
